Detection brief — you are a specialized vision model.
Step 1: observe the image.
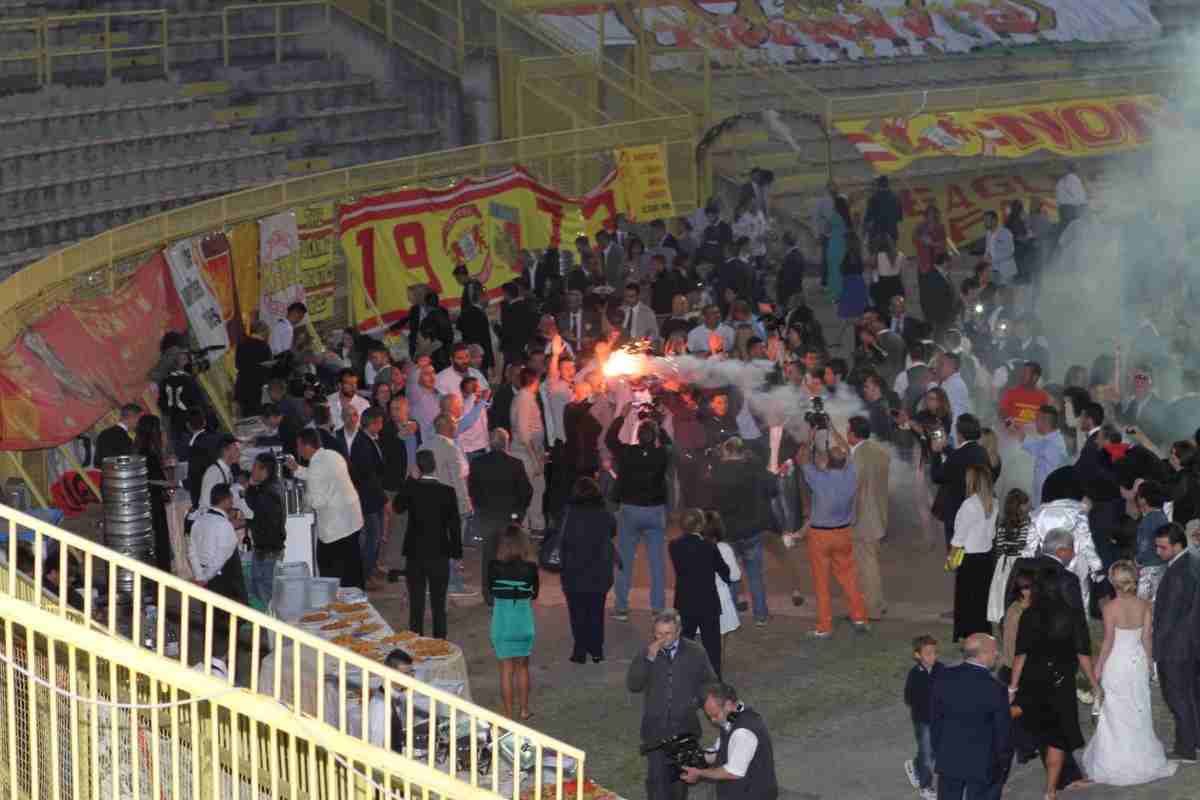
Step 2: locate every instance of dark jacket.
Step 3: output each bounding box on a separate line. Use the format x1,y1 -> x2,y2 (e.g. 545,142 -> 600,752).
393,477 -> 463,561
498,298 -> 539,362
559,499 -> 617,595
1075,431 -> 1122,502
245,483 -> 286,552
489,384 -> 517,432
380,420 -> 419,492
184,429 -> 221,507
349,432 -> 387,515
904,661 -> 944,724
918,268 -> 957,332
709,459 -> 773,541
605,413 -> 671,507
455,304 -> 495,374
563,401 -> 604,475
669,534 -> 730,619
715,705 -> 778,800
864,187 -> 903,240
777,247 -> 806,309
1006,554 -> 1084,615
556,308 -> 605,351
234,336 -> 273,414
1153,548 -> 1200,663
627,636 -> 717,742
930,441 -> 990,527
930,663 -> 1011,783
468,450 -> 533,520
95,424 -> 135,474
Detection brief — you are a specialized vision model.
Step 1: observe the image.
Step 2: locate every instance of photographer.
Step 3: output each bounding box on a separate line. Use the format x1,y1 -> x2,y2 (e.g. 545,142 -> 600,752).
628,609 -> 717,800
681,683 -> 778,799
797,436 -> 869,639
608,402 -> 673,620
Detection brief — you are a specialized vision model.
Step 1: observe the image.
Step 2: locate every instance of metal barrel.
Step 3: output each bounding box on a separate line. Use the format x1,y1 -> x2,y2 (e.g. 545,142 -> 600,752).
101,455 -> 156,594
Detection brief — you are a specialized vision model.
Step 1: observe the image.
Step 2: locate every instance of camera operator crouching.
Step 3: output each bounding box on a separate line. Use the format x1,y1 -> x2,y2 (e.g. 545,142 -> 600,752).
628,609 -> 717,800
681,683 -> 779,800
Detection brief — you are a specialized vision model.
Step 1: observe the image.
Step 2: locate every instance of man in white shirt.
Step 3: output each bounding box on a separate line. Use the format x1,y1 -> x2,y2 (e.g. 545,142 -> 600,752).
287,429 -> 364,588
983,211 -> 1016,286
363,344 -> 391,388
269,302 -> 307,356
327,368 -> 370,431
196,435 -> 252,517
681,683 -> 778,795
542,335 -> 576,523
435,343 -> 490,402
187,483 -> 248,638
937,351 -> 973,434
619,283 -> 660,343
1055,161 -> 1087,228
687,304 -> 735,355
511,367 -> 547,532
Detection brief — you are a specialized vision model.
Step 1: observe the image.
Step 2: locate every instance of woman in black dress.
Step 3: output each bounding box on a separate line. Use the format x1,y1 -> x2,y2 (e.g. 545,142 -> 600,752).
1008,572 -> 1099,799
135,414 -> 174,574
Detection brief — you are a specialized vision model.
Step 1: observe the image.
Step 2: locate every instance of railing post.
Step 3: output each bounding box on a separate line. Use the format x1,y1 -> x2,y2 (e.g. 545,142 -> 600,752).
455,0 -> 465,76
325,0 -> 331,62
161,9 -> 170,76
275,5 -> 282,64
104,14 -> 112,81
385,0 -> 393,44
222,8 -> 230,66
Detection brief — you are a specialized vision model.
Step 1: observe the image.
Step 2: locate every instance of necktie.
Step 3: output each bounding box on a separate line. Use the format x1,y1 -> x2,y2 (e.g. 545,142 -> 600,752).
573,313 -> 581,343
624,308 -> 633,335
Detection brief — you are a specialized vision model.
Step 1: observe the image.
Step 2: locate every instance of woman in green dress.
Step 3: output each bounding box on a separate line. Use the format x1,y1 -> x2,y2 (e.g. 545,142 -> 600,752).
487,524 -> 539,720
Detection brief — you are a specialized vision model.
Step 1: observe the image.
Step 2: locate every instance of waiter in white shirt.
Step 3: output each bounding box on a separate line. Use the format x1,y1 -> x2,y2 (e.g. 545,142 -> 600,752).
287,429 -> 365,588
196,435 -> 252,519
1055,161 -> 1087,229
269,302 -> 308,356
187,483 -> 248,640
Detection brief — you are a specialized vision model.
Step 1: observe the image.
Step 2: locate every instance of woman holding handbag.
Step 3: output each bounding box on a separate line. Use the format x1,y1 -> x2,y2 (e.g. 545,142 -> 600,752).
559,477 -> 618,664
949,464 -> 999,642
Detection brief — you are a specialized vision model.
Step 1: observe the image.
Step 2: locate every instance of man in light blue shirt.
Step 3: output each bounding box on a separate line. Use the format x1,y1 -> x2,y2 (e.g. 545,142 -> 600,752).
1015,404 -> 1068,507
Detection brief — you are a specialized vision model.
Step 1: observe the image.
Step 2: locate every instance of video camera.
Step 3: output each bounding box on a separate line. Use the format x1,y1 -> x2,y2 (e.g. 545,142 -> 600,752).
804,396 -> 830,431
639,733 -> 709,780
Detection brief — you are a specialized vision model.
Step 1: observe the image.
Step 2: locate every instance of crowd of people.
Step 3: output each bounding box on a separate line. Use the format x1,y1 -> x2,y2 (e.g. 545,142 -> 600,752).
70,159 -> 1200,800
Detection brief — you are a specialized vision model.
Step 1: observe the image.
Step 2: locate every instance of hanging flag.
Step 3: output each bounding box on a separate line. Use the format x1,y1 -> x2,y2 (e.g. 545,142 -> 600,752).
166,239 -> 231,355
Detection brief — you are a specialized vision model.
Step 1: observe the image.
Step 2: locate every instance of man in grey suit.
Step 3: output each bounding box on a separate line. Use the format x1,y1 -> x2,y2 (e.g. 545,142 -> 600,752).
1153,522 -> 1200,762
628,609 -> 718,800
598,229 -> 625,289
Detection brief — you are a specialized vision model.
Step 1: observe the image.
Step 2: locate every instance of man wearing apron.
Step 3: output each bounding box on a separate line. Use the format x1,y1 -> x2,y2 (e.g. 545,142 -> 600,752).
188,483 -> 248,648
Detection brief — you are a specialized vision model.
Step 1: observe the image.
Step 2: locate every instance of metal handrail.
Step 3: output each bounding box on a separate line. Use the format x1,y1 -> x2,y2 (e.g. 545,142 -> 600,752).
0,501 -> 583,799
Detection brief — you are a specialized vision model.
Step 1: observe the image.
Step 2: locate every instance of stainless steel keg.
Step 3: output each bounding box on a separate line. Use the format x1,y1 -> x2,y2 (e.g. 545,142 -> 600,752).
101,455 -> 155,594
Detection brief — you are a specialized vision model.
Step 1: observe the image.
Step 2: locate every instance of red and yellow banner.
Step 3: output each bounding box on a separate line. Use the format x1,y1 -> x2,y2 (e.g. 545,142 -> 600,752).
616,144 -> 675,222
338,167 -> 626,328
836,94 -> 1171,174
297,202 -> 336,323
0,253 -> 186,450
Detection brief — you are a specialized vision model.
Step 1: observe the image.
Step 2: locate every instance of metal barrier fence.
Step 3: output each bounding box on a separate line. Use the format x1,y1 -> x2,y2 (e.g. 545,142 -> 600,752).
0,501 -> 585,800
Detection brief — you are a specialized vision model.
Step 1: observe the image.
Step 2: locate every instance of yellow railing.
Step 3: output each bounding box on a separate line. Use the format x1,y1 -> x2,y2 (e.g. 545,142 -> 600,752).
0,502 -> 584,799
222,0 -> 332,66
1,9 -> 169,84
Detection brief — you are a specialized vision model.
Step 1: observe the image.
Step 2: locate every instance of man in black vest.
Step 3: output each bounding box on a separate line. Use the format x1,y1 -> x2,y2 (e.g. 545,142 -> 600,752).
681,682 -> 778,800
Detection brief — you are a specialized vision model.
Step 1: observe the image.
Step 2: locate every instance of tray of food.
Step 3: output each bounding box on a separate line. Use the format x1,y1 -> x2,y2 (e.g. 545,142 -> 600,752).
321,619 -> 354,631
380,631 -> 419,645
300,611 -> 331,623
405,638 -> 455,659
328,601 -> 370,614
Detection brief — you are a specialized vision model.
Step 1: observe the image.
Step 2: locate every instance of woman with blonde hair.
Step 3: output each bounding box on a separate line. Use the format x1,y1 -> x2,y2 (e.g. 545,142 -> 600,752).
949,464 -> 998,641
487,524 -> 539,720
669,508 -> 731,676
703,511 -> 741,642
1080,560 -> 1177,786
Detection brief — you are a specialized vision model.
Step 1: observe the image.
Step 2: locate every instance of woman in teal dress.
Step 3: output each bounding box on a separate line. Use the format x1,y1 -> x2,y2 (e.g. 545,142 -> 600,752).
825,197 -> 847,303
487,524 -> 539,720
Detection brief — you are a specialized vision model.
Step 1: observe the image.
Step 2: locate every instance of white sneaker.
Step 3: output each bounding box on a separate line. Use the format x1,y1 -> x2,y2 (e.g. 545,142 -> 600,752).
904,759 -> 919,789
919,788 -> 937,800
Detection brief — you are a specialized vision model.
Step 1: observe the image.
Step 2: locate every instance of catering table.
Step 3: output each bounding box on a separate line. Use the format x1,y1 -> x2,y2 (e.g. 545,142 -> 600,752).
257,588 -> 472,731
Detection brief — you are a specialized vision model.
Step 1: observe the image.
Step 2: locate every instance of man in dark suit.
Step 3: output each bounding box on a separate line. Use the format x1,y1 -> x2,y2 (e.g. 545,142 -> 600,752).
669,518 -> 730,677
95,403 -> 142,476
627,609 -> 718,800
887,295 -> 929,348
1152,522 -> 1200,761
556,289 -> 604,354
1074,402 -> 1123,565
1006,528 -> 1085,615
918,254 -> 957,338
349,408 -> 388,590
393,450 -> 462,639
930,414 -> 990,547
497,281 -> 539,368
1118,365 -> 1168,445
930,633 -> 1010,800
468,428 -> 534,602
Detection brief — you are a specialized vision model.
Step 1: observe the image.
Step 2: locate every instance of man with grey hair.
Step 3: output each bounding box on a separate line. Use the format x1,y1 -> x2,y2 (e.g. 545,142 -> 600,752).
628,609 -> 717,800
930,633 -> 1010,800
1008,527 -> 1086,614
468,427 -> 533,600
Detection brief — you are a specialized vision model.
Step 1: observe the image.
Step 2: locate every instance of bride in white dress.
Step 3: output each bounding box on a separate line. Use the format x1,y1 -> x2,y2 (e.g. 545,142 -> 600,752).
1080,561 -> 1178,786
